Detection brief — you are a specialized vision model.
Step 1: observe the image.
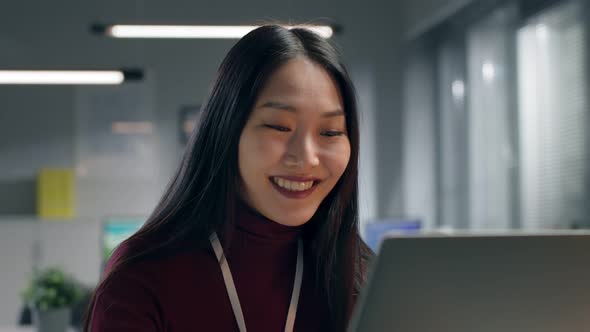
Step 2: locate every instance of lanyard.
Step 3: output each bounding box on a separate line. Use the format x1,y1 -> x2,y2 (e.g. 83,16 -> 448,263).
210,232 -> 304,332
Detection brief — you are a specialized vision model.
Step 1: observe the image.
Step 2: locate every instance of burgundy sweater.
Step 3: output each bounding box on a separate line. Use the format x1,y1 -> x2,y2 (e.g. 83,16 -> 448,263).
90,206 -> 330,331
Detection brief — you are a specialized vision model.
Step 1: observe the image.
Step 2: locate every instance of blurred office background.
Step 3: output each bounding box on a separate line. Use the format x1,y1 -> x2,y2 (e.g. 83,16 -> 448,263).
0,0 -> 589,328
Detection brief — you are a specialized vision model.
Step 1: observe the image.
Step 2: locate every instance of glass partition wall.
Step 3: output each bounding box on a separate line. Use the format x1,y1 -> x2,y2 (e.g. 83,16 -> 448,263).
408,0 -> 589,230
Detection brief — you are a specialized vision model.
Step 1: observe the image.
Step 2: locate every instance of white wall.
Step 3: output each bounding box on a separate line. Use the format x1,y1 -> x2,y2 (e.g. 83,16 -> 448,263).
0,0 -> 409,324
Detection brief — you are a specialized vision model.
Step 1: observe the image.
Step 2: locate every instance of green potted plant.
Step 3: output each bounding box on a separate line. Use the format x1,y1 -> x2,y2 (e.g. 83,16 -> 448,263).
22,267 -> 83,332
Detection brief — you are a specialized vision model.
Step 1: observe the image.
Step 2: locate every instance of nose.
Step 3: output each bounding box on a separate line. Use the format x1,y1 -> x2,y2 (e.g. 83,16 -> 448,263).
283,129 -> 320,170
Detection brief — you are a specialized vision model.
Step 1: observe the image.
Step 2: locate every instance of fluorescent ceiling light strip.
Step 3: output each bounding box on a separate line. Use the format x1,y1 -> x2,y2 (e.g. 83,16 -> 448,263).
292,25 -> 334,38
0,70 -> 124,85
108,25 -> 334,39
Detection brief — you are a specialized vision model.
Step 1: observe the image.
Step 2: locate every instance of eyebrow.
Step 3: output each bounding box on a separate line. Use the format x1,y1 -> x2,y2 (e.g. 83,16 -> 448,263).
258,101 -> 345,118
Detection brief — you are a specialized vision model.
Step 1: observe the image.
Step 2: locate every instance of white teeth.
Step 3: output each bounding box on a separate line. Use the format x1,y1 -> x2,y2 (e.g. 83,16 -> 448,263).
272,177 -> 314,192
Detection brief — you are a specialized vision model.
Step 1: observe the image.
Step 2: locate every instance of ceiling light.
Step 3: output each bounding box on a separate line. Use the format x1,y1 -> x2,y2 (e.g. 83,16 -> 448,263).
92,24 -> 335,39
451,80 -> 465,100
0,69 -> 142,85
482,62 -> 496,83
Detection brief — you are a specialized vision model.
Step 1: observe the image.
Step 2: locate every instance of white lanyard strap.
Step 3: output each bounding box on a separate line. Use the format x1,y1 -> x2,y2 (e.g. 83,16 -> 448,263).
284,236 -> 304,332
210,232 -> 304,332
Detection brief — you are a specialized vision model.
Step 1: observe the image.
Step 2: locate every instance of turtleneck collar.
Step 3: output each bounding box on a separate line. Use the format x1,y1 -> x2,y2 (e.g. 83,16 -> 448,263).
234,200 -> 303,244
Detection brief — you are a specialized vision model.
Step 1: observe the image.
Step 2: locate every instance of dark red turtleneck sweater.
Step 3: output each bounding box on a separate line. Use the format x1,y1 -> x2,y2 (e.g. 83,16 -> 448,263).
90,205 -> 330,331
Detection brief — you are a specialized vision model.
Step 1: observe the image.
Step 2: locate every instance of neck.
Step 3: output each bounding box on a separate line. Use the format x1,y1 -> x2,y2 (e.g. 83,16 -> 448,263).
233,200 -> 303,244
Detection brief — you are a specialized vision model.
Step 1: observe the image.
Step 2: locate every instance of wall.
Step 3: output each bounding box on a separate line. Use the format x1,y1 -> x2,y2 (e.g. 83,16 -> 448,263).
402,40 -> 438,229
400,0 -> 478,229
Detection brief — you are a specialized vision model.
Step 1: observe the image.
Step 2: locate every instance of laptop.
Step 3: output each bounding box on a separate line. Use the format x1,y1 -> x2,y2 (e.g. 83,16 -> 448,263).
349,232 -> 590,332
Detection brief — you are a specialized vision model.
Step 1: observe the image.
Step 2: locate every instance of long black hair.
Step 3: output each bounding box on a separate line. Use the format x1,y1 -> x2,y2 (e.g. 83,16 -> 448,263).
85,24 -> 372,331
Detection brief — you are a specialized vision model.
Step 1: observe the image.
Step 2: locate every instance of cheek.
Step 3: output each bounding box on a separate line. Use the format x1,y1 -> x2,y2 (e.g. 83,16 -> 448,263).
254,137 -> 285,169
323,141 -> 351,178
239,131 -> 286,176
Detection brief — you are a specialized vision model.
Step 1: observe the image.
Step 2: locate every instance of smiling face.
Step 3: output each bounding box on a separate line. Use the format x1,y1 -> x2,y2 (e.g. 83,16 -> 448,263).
238,57 -> 351,227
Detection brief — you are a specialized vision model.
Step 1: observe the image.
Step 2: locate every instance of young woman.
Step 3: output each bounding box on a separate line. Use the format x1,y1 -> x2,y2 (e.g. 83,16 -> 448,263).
85,24 -> 372,332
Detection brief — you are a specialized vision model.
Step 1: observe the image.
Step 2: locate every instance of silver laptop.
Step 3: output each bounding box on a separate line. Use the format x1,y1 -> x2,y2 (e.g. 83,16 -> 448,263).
349,233 -> 590,332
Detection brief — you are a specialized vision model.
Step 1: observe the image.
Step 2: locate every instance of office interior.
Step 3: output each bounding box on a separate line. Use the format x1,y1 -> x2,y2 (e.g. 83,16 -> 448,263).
1,0 -> 589,329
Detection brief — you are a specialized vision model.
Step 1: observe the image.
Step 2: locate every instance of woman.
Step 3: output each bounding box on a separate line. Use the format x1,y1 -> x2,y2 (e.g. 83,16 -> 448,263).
85,24 -> 372,332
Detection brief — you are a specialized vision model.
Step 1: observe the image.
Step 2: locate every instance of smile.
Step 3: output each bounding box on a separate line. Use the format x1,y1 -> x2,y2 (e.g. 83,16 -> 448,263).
271,177 -> 314,191
269,176 -> 320,199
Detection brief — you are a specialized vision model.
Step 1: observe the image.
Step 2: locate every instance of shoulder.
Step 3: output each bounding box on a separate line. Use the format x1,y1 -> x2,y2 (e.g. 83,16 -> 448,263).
92,242 -> 218,330
104,240 -> 217,283
100,238 -> 223,302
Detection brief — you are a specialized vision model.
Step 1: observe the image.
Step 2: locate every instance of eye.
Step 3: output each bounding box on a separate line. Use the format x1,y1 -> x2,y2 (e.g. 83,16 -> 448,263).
264,124 -> 291,132
321,130 -> 346,137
